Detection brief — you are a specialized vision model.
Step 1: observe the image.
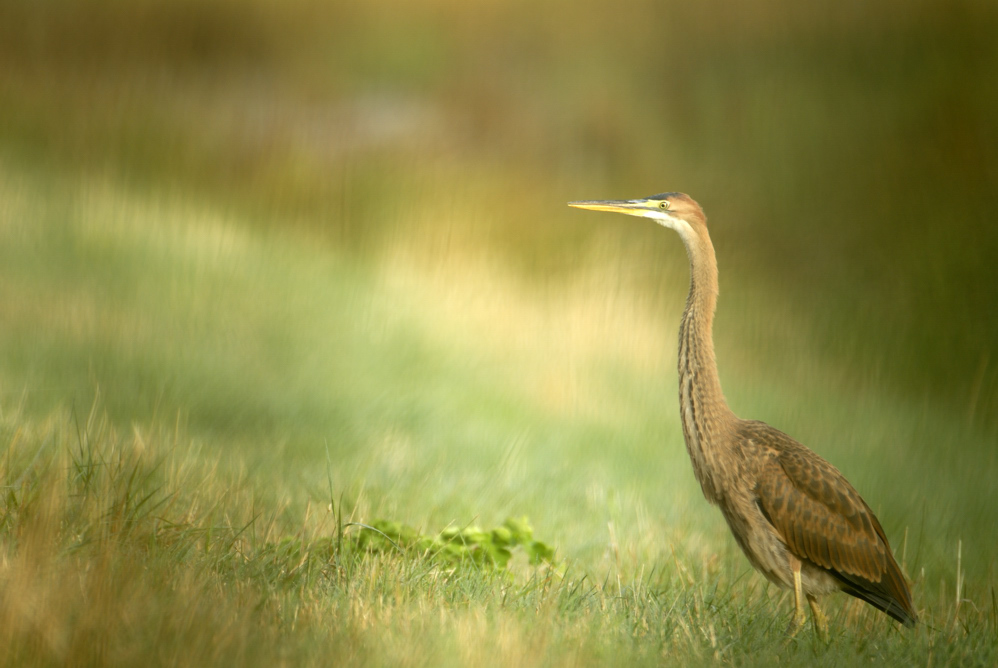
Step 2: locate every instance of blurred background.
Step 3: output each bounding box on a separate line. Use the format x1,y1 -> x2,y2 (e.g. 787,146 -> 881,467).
1,0 -> 997,593
3,0 -> 996,424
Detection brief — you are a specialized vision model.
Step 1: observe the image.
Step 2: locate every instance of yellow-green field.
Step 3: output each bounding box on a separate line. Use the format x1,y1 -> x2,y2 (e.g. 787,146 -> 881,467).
2,1 -> 997,665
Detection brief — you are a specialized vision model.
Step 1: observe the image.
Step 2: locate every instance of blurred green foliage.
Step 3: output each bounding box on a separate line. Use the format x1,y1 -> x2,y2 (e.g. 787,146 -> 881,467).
2,0 -> 995,429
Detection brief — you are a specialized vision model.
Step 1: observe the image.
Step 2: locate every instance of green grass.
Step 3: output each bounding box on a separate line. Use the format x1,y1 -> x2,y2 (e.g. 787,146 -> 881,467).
1,155 -> 996,666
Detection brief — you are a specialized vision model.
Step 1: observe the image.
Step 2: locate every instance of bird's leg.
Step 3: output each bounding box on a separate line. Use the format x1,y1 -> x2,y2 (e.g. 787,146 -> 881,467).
785,559 -> 807,638
807,595 -> 829,640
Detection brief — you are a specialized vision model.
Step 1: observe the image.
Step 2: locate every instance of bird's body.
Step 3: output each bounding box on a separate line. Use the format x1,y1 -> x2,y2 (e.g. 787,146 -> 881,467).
569,193 -> 916,635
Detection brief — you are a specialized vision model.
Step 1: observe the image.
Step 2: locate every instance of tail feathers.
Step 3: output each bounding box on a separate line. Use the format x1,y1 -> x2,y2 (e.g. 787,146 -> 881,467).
835,569 -> 918,627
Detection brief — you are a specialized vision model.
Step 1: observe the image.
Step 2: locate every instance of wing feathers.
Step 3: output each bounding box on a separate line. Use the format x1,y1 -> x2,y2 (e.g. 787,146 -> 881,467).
740,421 -> 917,626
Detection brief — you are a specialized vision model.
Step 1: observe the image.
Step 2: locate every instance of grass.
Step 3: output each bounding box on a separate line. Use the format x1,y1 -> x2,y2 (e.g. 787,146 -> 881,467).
1,154 -> 996,666
2,404 -> 993,667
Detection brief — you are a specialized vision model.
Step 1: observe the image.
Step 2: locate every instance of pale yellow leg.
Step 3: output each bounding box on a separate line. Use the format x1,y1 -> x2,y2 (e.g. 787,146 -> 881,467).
784,561 -> 807,638
807,595 -> 829,640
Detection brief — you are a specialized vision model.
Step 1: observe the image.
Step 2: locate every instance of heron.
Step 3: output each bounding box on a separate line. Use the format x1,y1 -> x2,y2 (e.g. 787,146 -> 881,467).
568,193 -> 917,637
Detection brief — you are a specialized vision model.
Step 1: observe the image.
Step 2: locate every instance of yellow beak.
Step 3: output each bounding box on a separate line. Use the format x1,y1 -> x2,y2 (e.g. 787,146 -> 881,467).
567,199 -> 655,216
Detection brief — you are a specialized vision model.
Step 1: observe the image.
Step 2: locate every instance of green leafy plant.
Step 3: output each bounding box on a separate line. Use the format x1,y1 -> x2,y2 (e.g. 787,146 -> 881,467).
350,516 -> 556,570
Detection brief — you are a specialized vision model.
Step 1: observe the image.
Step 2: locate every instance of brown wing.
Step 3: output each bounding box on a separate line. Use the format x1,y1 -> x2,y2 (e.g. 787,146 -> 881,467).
740,421 -> 917,626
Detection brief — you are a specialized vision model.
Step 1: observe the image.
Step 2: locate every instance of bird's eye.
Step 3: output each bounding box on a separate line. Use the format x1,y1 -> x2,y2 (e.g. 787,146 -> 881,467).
659,201 -> 670,209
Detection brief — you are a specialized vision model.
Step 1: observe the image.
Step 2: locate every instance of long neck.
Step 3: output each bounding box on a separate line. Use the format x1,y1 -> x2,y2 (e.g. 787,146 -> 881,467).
676,228 -> 736,500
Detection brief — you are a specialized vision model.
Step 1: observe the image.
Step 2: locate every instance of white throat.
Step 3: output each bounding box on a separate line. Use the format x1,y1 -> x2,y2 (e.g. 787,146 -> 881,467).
643,211 -> 695,242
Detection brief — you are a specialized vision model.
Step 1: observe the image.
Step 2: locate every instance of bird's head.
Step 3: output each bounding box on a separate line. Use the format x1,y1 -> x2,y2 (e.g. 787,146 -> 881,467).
568,192 -> 706,238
